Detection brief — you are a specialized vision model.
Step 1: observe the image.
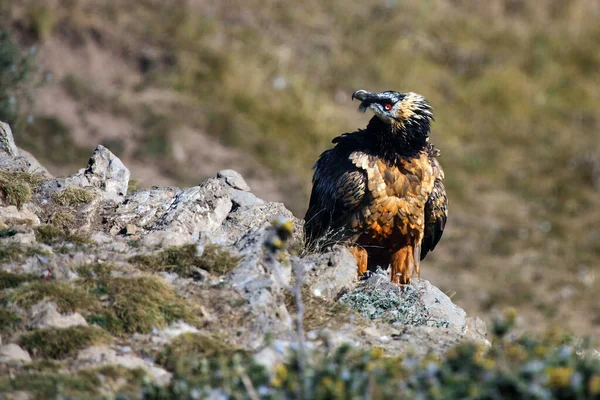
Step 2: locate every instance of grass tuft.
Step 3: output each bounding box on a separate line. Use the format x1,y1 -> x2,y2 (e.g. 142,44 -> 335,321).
129,244 -> 240,277
9,281 -> 98,313
156,333 -> 243,373
0,270 -> 38,290
34,224 -> 93,247
0,171 -> 45,208
53,187 -> 95,206
0,308 -> 22,334
80,272 -> 199,335
0,365 -> 146,398
0,244 -> 50,263
19,326 -> 111,359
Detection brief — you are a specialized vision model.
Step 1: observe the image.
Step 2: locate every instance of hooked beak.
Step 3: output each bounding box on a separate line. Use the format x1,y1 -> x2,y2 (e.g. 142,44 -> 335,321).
352,89 -> 377,112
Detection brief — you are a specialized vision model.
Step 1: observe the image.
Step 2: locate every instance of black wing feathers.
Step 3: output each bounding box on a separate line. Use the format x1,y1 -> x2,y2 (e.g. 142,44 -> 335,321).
420,178 -> 447,260
304,133 -> 369,248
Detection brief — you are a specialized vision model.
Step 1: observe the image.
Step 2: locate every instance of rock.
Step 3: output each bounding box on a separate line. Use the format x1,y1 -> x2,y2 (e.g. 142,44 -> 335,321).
90,232 -> 113,245
1,228 -> 37,246
30,301 -> 88,329
229,189 -> 264,208
112,187 -> 179,230
416,279 -> 466,333
0,204 -> 41,227
223,201 -> 301,245
0,344 -> 32,364
302,246 -> 358,301
152,178 -> 232,240
76,346 -> 171,386
141,231 -> 194,248
465,316 -> 490,346
59,145 -> 130,203
125,224 -> 138,235
252,346 -> 286,375
218,169 -> 251,191
0,121 -> 18,157
84,145 -> 130,201
226,222 -> 293,348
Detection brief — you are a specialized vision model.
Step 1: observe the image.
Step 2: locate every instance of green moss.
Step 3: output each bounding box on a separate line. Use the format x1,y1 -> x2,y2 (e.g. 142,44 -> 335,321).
22,359 -> 63,373
53,187 -> 95,206
34,224 -> 93,247
33,224 -> 65,244
75,262 -> 114,282
0,270 -> 38,289
0,365 -> 146,399
19,326 -> 111,359
0,308 -> 22,334
9,281 -> 98,313
0,171 -> 45,208
0,244 -> 24,262
81,274 -> 198,335
129,244 -> 240,277
157,333 -> 243,373
0,244 -> 49,263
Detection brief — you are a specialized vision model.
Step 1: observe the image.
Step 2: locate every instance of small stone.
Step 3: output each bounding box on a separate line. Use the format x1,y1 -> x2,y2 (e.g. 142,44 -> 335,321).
125,224 -> 138,235
362,326 -> 381,337
141,231 -> 194,248
30,301 -> 88,329
0,344 -> 32,364
229,189 -> 264,208
218,169 -> 251,191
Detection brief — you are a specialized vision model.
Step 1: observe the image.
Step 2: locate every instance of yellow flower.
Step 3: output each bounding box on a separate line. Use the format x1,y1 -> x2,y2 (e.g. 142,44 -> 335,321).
483,359 -> 496,370
546,367 -> 573,388
370,347 -> 384,359
504,307 -> 517,323
589,375 -> 600,394
534,345 -> 547,358
271,363 -> 287,387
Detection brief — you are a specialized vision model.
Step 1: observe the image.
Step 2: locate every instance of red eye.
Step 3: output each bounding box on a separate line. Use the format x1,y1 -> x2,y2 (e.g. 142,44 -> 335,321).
384,103 -> 393,111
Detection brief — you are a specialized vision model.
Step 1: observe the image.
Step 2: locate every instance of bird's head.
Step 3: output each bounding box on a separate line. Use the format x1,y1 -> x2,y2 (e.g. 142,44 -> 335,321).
352,89 -> 433,132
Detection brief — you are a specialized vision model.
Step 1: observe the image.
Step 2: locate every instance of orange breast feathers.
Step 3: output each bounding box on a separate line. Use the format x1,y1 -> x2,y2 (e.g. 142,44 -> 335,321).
348,151 -> 436,244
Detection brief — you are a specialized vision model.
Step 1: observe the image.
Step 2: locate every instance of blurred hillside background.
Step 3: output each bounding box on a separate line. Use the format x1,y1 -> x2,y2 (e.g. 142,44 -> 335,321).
1,0 -> 599,335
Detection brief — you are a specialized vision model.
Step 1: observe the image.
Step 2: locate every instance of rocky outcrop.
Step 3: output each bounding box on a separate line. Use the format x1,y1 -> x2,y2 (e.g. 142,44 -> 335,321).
0,121 -> 487,396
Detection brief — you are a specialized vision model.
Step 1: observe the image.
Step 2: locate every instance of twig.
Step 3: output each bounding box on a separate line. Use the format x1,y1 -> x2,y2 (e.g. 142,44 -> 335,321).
239,369 -> 260,400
